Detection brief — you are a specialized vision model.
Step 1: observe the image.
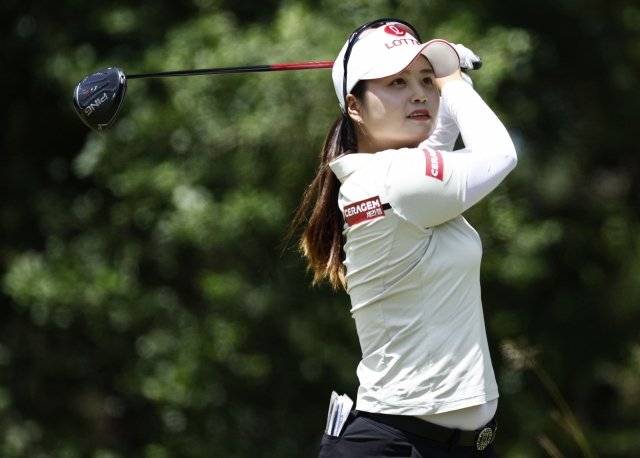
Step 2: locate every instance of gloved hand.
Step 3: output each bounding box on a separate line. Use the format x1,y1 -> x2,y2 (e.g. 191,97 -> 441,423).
452,43 -> 482,86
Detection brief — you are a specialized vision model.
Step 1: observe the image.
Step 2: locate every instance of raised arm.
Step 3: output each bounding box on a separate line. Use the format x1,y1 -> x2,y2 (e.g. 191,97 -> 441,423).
421,96 -> 460,152
439,75 -> 517,211
386,73 -> 516,229
422,43 -> 484,154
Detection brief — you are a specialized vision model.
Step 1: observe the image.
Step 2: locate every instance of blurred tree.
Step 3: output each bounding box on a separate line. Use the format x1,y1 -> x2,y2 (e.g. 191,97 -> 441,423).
1,0 -> 639,457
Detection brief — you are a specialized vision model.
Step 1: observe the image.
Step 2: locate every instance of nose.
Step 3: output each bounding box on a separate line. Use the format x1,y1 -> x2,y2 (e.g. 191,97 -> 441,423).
410,81 -> 428,103
412,93 -> 427,103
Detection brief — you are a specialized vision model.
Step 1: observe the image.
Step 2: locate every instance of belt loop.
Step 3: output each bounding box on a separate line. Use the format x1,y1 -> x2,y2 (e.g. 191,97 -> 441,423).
449,429 -> 461,456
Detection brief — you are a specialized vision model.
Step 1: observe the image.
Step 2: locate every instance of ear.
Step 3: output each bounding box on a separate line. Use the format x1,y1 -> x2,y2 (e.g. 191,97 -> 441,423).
346,94 -> 363,125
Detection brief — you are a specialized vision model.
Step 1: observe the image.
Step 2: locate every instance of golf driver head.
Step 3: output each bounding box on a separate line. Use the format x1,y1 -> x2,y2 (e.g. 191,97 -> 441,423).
73,67 -> 127,132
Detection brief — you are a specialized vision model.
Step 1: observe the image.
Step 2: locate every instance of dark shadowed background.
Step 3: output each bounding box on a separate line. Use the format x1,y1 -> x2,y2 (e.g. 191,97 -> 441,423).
1,0 -> 640,457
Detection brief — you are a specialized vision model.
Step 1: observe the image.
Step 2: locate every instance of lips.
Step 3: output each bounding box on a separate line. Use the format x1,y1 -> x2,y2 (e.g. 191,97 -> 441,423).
407,109 -> 431,120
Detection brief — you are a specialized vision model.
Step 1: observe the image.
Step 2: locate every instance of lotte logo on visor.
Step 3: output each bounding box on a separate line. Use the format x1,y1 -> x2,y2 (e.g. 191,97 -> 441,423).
384,25 -> 406,36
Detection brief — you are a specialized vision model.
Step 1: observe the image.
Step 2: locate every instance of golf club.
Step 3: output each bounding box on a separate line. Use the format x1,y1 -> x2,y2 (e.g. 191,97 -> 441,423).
73,62 -> 334,133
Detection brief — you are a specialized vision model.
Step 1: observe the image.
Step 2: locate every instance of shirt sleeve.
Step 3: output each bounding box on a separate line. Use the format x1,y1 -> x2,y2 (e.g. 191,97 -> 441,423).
386,148 -> 468,228
420,95 -> 460,152
441,81 -> 517,211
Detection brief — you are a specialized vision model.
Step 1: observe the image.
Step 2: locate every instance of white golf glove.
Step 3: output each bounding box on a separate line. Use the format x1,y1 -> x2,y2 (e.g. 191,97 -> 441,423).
452,43 -> 482,86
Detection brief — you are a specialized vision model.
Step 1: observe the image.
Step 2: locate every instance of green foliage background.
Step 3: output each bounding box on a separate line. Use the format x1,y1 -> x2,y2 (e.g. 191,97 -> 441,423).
2,0 -> 640,457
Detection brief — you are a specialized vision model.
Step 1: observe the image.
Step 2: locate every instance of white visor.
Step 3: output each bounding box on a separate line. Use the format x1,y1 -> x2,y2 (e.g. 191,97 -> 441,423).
332,24 -> 460,110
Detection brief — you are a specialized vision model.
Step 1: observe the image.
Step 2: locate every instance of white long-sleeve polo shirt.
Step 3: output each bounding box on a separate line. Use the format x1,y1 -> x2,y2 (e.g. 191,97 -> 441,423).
329,81 -> 516,416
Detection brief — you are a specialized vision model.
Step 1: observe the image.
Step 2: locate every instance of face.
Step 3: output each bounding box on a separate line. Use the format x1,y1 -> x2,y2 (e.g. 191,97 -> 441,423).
347,56 -> 440,153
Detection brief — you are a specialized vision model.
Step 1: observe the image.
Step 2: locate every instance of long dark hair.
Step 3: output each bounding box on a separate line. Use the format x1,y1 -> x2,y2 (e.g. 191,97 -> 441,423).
289,81 -> 366,290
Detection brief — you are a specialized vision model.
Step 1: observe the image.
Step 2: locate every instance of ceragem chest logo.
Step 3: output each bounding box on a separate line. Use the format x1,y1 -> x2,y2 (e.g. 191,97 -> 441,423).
344,196 -> 386,227
384,25 -> 406,36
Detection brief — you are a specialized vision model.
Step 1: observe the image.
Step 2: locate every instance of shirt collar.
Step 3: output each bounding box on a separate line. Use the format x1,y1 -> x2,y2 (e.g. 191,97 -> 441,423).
329,154 -> 374,184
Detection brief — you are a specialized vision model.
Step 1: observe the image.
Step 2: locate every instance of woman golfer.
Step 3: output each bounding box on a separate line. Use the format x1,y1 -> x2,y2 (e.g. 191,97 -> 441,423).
293,18 -> 516,457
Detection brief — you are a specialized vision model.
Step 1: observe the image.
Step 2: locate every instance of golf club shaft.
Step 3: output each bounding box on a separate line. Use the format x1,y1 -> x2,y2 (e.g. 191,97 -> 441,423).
127,61 -> 335,80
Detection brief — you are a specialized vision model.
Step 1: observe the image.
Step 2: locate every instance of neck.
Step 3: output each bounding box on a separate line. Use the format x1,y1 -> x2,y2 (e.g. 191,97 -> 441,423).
356,134 -> 420,154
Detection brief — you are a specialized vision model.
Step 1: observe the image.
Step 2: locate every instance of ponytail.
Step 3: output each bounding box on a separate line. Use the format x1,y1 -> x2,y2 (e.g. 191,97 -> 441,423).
289,81 -> 365,290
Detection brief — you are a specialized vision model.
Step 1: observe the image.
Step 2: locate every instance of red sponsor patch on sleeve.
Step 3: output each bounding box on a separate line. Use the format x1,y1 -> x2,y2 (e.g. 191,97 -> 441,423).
344,196 -> 386,227
422,148 -> 444,181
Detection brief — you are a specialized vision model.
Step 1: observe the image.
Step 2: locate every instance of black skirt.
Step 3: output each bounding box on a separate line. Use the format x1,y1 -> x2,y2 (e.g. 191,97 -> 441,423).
319,411 -> 499,458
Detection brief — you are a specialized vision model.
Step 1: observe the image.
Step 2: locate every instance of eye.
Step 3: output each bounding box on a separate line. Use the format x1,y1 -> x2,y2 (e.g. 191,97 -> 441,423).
423,77 -> 434,85
391,78 -> 406,85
